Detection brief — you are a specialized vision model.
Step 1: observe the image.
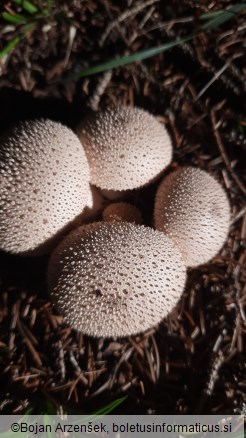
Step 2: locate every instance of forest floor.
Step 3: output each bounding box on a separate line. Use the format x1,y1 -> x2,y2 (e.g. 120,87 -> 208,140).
0,0 -> 245,415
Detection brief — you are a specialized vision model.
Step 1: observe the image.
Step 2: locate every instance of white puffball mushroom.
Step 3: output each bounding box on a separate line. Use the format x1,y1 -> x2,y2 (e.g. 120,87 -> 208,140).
76,106 -> 172,191
0,119 -> 90,255
103,202 -> 142,225
47,222 -> 186,338
154,167 -> 230,267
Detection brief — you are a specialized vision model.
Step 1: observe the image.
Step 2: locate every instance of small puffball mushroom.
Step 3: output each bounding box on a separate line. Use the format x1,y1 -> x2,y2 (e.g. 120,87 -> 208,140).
0,119 -> 90,255
47,222 -> 186,338
103,202 -> 142,225
154,167 -> 230,267
100,188 -> 129,201
76,106 -> 172,191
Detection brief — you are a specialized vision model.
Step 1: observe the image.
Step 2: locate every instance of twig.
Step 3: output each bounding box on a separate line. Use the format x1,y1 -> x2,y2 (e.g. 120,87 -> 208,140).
16,317 -> 42,367
195,62 -> 230,101
109,346 -> 134,389
63,25 -> 76,67
211,104 -> 246,196
144,344 -> 156,383
88,70 -> 112,111
151,335 -> 160,380
205,350 -> 225,396
230,206 -> 246,226
58,340 -> 66,381
99,0 -> 159,46
9,300 -> 20,352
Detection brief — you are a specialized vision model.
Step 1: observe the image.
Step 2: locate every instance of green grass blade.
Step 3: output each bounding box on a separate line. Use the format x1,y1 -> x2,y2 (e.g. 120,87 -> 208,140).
80,34 -> 193,76
2,11 -> 27,24
91,396 -> 127,416
0,22 -> 34,60
80,2 -> 246,77
200,3 -> 246,30
0,36 -> 21,59
48,0 -> 53,11
200,11 -> 225,20
10,0 -> 39,14
42,399 -> 57,415
67,396 -> 128,425
0,397 -> 126,438
22,22 -> 35,33
44,0 -> 52,13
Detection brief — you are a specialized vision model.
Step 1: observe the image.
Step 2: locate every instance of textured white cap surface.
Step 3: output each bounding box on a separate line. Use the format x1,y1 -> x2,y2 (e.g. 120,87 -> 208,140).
0,119 -> 90,255
76,106 -> 172,190
154,167 -> 230,267
48,222 -> 186,338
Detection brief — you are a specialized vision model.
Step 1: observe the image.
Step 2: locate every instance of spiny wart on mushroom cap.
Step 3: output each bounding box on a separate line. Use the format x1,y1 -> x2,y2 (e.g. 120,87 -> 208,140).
0,119 -> 90,255
103,202 -> 142,225
154,167 -> 230,267
47,222 -> 186,338
76,106 -> 172,191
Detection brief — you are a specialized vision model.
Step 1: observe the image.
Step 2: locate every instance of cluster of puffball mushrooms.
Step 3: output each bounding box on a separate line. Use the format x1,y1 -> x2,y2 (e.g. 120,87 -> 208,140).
0,107 -> 230,338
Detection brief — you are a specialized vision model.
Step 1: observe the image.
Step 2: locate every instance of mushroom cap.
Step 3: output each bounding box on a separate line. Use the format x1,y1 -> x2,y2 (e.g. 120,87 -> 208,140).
76,106 -> 172,191
47,222 -> 186,338
0,119 -> 90,255
103,202 -> 142,225
154,167 -> 230,267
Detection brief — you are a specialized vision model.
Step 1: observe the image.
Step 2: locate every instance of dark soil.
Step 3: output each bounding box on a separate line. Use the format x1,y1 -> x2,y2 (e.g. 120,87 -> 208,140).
0,0 -> 245,414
